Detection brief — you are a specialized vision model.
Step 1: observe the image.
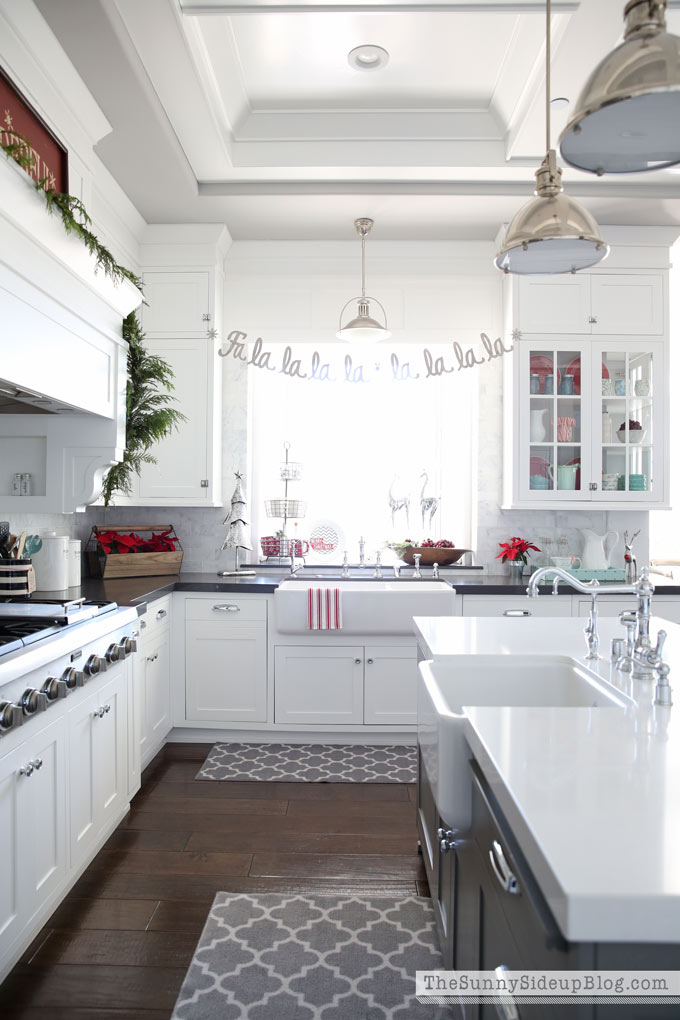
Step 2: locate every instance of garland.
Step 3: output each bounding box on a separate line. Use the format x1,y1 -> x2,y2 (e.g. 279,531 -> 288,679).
101,312 -> 186,506
2,133 -> 185,505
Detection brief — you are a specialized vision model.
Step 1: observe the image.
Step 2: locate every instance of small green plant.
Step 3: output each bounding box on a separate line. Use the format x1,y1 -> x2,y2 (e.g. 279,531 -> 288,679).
101,312 -> 186,506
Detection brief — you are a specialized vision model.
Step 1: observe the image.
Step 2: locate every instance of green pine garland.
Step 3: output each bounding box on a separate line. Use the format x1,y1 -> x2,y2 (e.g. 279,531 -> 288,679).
101,312 -> 186,506
2,133 -> 186,505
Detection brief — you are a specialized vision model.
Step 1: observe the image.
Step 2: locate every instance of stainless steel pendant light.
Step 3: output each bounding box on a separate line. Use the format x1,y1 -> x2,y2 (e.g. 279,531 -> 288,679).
495,0 -> 609,275
560,0 -> 680,174
336,218 -> 391,341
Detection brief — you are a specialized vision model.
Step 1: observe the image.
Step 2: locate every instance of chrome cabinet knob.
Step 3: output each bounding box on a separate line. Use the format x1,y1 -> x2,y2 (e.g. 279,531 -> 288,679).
32,757 -> 43,770
366,658 -> 374,664
354,658 -> 362,665
19,762 -> 34,777
437,826 -> 458,853
156,609 -> 167,620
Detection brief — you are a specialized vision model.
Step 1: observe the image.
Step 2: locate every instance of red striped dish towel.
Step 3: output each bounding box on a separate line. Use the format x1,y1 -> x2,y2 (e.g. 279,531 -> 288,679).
308,587 -> 343,630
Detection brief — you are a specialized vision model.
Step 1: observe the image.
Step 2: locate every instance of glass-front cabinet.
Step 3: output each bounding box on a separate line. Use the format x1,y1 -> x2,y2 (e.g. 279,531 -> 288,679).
507,339 -> 667,508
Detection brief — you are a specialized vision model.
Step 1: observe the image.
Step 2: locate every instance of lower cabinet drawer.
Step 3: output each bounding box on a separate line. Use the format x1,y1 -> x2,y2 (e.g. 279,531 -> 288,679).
462,595 -> 572,618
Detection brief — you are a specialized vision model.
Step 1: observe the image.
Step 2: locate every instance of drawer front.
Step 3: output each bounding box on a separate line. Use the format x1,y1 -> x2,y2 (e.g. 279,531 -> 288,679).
462,595 -> 572,618
185,597 -> 267,623
140,594 -> 172,641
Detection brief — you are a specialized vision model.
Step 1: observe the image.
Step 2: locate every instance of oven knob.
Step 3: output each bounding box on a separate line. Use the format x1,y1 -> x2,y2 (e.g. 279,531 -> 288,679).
106,643 -> 122,663
61,666 -> 85,690
41,676 -> 67,701
0,701 -> 17,732
21,688 -> 48,715
84,654 -> 106,677
119,636 -> 137,656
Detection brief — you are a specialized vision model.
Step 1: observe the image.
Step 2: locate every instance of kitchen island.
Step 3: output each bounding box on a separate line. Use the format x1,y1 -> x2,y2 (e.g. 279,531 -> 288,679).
414,613 -> 680,945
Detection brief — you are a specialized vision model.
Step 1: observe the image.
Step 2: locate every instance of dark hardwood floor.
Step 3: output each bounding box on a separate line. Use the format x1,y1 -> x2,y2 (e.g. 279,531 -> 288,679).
1,742 -> 427,1018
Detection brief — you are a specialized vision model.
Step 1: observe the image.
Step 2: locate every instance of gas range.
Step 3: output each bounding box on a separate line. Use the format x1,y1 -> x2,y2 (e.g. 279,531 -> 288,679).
0,595 -> 138,738
0,597 -> 120,656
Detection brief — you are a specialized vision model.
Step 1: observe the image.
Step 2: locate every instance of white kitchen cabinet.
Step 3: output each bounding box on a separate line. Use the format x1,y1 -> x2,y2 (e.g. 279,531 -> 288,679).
185,597 -> 267,724
274,645 -> 364,725
506,337 -> 668,509
363,645 -> 417,725
461,594 -> 572,617
68,670 -> 127,871
141,271 -> 212,336
138,596 -> 172,768
0,715 -> 67,956
575,596 -> 680,625
122,335 -> 222,505
516,274 -> 664,336
274,643 -> 418,726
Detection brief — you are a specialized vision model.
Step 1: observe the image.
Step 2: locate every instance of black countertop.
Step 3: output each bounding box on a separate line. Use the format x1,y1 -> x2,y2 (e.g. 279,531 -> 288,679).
26,570 -> 680,610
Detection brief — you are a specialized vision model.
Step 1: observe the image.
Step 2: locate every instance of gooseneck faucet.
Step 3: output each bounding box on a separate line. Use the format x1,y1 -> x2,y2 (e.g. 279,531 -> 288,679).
527,567 -> 671,701
358,536 -> 366,570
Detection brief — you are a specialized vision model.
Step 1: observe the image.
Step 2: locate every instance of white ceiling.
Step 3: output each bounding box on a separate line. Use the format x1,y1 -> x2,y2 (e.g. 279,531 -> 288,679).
34,0 -> 680,240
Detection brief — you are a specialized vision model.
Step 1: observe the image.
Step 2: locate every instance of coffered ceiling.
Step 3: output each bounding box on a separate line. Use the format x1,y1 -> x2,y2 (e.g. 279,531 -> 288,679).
35,0 -> 680,239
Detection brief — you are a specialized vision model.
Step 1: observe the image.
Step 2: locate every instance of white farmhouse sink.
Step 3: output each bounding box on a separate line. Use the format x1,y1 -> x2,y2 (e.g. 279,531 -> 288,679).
274,579 -> 455,635
418,655 -> 631,832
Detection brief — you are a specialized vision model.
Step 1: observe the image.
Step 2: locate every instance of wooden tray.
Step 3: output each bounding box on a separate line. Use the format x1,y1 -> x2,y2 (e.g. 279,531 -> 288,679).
86,525 -> 183,579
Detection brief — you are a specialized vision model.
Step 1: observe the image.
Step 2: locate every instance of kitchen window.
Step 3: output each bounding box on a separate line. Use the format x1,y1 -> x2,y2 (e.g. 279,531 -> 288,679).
249,344 -> 475,561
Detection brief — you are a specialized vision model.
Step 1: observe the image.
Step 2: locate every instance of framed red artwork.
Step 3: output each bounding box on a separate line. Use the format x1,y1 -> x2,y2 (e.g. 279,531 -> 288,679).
0,65 -> 68,193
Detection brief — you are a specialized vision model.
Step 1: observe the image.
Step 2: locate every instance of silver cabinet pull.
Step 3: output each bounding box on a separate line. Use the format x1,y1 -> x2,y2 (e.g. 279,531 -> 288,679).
156,609 -> 167,620
493,965 -> 520,1020
366,658 -> 374,664
19,763 -> 34,777
213,604 -> 240,613
503,610 -> 531,617
93,705 -> 111,719
32,757 -> 43,770
354,658 -> 362,665
140,619 -> 147,629
489,840 -> 520,895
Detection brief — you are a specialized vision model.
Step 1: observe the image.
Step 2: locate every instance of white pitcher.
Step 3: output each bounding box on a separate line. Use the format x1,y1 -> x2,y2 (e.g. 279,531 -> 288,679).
530,408 -> 548,442
580,529 -> 618,570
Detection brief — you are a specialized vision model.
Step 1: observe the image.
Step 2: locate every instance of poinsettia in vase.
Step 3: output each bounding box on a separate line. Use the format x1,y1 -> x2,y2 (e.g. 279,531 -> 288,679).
496,536 -> 540,577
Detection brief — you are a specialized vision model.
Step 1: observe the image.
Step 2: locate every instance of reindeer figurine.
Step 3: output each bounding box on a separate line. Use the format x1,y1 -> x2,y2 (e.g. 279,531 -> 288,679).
388,477 -> 410,530
624,529 -> 641,584
419,470 -> 440,531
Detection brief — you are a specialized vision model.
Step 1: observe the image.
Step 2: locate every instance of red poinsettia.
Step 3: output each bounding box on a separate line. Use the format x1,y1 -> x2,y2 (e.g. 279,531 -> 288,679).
95,529 -> 179,554
496,536 -> 540,565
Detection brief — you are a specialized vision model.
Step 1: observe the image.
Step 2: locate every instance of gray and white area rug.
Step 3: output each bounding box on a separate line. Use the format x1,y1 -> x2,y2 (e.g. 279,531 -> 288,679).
195,742 -> 417,783
171,893 -> 450,1020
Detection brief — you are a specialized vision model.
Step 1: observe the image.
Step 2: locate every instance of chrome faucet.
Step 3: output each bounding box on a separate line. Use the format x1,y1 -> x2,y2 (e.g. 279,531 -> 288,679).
289,550 -> 302,576
358,536 -> 366,569
413,553 -> 422,579
373,550 -> 382,579
341,551 -> 351,578
432,562 -> 439,579
527,568 -> 670,692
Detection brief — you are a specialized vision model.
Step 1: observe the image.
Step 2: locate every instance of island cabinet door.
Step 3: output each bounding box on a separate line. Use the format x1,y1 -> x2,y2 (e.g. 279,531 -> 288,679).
363,644 -> 417,725
274,646 -> 364,725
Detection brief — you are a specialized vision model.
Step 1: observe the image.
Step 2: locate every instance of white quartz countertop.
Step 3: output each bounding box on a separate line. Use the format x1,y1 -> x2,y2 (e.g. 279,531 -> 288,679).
413,614 -> 680,943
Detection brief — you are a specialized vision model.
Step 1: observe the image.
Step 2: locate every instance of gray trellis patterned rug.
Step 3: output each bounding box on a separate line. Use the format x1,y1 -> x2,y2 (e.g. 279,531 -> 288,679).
171,893 -> 450,1020
195,742 -> 417,783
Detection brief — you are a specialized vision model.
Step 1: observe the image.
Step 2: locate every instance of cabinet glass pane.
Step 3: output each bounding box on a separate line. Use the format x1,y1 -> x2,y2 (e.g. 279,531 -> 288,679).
601,350 -> 654,494
528,350 -> 581,493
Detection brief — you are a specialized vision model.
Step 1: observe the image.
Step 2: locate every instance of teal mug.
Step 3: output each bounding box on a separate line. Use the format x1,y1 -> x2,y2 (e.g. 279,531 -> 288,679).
530,466 -> 553,490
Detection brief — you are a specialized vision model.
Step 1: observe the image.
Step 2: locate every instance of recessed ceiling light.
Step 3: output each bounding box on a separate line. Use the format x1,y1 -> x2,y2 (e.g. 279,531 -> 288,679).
551,97 -> 569,109
347,45 -> 389,72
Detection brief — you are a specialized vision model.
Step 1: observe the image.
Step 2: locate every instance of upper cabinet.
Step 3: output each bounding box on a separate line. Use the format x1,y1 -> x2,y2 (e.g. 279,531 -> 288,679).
504,244 -> 672,511
515,274 -> 664,337
141,271 -> 212,337
112,226 -> 231,507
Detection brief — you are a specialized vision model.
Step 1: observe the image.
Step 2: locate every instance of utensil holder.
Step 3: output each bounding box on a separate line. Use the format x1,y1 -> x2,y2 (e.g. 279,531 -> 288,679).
0,559 -> 36,596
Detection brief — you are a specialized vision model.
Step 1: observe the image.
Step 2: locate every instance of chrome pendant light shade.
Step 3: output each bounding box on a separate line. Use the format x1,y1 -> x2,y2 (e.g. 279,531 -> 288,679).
337,218 -> 391,342
494,0 -> 608,275
560,0 -> 680,174
495,151 -> 609,274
